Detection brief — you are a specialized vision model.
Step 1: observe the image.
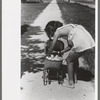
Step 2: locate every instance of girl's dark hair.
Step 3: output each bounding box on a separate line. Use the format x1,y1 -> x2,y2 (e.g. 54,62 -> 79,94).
44,21 -> 63,39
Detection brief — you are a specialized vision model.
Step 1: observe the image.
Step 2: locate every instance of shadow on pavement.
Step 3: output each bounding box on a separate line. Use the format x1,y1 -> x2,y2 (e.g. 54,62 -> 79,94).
21,24 -> 30,35
21,61 -> 94,82
21,24 -> 46,78
21,45 -> 45,77
21,37 -> 46,78
77,67 -> 94,81
61,65 -> 94,81
21,24 -> 42,36
21,58 -> 45,77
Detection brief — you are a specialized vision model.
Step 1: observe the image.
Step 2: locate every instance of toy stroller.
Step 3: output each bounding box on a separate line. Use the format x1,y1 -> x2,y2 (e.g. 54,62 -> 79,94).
42,39 -> 64,86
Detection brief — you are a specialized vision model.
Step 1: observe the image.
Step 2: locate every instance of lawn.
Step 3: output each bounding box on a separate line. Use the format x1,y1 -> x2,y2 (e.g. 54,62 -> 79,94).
58,3 -> 95,75
21,3 -> 48,25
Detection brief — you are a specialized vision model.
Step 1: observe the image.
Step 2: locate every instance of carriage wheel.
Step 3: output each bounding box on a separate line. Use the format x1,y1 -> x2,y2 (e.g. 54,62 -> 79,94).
43,69 -> 48,86
57,71 -> 61,84
60,71 -> 64,84
47,70 -> 51,84
58,71 -> 64,84
48,79 -> 51,84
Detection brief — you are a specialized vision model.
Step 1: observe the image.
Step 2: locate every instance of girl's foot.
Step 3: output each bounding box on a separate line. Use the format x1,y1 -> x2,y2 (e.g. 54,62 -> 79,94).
75,79 -> 78,83
69,81 -> 75,89
62,82 -> 75,89
69,83 -> 75,89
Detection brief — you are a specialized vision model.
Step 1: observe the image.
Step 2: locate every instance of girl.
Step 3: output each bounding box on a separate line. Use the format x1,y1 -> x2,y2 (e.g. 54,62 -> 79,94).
44,21 -> 95,88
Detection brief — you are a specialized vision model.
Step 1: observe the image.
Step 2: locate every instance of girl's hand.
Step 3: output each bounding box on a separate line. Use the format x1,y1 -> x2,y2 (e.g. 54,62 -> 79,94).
58,51 -> 63,56
47,49 -> 52,56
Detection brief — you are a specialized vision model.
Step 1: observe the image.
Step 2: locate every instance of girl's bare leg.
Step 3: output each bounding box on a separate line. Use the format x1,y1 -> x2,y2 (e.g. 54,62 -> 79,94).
67,61 -> 74,86
66,51 -> 84,88
74,59 -> 79,83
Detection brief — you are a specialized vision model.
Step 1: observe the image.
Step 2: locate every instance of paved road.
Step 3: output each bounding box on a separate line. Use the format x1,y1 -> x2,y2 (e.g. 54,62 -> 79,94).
70,0 -> 95,9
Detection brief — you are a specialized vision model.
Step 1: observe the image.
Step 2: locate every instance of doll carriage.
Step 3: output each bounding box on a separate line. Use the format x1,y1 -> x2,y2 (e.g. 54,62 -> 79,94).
43,39 -> 64,86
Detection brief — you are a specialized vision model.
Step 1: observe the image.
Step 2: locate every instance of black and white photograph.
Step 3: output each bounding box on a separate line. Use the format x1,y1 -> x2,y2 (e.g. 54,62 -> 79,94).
21,0 -> 97,100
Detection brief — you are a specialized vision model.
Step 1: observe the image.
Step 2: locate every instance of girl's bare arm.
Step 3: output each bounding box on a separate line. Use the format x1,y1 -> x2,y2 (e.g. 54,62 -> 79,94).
61,40 -> 74,54
47,32 -> 59,55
